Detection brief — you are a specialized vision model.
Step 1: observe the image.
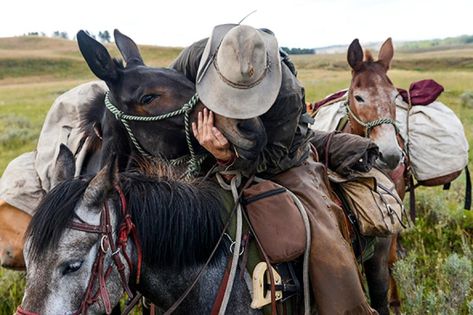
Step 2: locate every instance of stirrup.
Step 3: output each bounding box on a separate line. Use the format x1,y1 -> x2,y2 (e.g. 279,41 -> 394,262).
251,262 -> 283,309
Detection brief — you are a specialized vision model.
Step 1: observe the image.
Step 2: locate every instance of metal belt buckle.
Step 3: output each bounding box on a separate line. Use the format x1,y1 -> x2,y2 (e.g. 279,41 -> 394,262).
250,262 -> 283,309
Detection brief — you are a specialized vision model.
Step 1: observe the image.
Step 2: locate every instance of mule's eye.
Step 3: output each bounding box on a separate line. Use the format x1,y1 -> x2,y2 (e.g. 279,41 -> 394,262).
355,95 -> 365,103
140,94 -> 158,105
62,260 -> 83,276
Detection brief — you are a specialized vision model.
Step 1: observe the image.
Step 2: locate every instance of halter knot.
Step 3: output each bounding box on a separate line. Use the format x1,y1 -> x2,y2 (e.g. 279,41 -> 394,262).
104,92 -> 206,177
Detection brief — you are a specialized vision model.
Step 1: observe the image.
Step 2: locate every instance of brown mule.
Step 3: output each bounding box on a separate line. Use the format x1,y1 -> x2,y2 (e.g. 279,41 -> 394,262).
0,199 -> 31,270
343,38 -> 404,315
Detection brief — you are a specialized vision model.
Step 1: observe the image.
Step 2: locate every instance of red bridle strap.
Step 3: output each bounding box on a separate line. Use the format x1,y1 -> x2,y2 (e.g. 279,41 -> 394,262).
17,185 -> 143,315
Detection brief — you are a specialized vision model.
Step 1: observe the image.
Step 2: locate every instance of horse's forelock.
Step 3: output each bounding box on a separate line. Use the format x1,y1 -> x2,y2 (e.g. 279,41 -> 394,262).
364,50 -> 374,62
26,178 -> 92,264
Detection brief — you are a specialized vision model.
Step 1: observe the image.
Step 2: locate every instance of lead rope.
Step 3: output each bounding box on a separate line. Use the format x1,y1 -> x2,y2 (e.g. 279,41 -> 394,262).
345,101 -> 400,137
104,92 -> 205,177
215,171 -> 243,315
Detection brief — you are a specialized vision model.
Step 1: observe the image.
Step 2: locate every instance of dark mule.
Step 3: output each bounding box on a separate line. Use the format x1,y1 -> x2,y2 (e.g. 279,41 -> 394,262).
76,30 -> 267,174
20,148 -> 258,314
345,38 -> 404,315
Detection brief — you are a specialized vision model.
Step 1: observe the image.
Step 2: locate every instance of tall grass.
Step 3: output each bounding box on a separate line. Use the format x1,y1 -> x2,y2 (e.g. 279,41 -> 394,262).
0,268 -> 25,314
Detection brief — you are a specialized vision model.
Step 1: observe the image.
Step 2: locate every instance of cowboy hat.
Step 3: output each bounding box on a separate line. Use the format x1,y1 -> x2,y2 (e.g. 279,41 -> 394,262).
196,24 -> 282,119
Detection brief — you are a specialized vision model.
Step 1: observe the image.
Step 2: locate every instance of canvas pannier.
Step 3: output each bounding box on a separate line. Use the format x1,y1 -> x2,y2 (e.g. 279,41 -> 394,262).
328,167 -> 407,237
396,98 -> 469,187
311,80 -> 469,193
241,180 -> 307,263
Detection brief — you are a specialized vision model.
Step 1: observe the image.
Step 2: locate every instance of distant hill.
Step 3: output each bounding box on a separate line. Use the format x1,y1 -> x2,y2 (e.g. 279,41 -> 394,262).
0,36 -> 182,82
314,34 -> 473,54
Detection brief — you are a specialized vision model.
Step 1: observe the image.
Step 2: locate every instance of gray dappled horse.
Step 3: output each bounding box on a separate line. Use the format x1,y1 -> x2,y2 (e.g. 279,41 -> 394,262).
19,147 -> 258,314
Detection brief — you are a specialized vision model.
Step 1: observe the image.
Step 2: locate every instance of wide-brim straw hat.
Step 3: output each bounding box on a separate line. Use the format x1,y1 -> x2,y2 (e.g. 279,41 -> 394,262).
196,24 -> 282,119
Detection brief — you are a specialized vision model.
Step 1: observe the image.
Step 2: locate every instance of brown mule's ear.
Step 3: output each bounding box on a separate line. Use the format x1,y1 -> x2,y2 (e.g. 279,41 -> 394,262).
114,29 -> 144,67
347,39 -> 364,71
378,37 -> 394,70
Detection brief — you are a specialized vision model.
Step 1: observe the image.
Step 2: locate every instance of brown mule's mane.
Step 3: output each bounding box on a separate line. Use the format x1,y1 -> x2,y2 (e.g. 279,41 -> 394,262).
364,50 -> 374,62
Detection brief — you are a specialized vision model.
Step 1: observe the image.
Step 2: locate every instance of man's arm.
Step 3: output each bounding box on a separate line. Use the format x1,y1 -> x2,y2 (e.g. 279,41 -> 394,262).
169,38 -> 207,83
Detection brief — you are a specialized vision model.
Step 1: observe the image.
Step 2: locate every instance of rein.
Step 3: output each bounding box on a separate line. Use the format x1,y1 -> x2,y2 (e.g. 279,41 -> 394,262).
18,185 -> 143,315
344,99 -> 399,137
104,92 -> 206,177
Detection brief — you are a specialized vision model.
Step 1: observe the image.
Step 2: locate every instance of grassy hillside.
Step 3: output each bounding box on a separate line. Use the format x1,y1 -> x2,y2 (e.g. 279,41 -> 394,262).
0,36 -> 473,314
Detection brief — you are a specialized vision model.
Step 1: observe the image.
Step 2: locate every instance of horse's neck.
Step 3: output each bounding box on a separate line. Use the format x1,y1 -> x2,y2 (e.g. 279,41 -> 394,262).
137,255 -> 260,315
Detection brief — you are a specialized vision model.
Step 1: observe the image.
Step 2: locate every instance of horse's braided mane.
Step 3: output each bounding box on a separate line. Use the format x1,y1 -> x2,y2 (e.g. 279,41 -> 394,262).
27,167 -> 225,269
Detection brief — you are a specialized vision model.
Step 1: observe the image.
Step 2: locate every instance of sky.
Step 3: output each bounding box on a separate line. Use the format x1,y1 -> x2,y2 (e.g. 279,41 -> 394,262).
0,0 -> 471,48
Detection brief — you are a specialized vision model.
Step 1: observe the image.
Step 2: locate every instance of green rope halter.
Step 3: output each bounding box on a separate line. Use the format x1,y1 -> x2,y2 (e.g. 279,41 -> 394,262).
104,92 -> 206,177
345,100 -> 399,137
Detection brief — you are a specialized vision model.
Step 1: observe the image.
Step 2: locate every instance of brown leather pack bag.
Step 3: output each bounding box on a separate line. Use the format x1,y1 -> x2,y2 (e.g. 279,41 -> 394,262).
242,180 -> 306,263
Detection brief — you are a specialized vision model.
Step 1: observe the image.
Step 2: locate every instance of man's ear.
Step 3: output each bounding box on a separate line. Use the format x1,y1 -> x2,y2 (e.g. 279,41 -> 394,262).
77,30 -> 119,82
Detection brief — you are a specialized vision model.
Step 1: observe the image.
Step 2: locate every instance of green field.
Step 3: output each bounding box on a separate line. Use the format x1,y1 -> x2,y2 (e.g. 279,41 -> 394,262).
1,36 -> 473,314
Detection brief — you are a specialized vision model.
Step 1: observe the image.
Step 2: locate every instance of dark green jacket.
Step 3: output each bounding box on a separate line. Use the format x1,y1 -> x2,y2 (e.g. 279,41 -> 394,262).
170,38 -> 313,176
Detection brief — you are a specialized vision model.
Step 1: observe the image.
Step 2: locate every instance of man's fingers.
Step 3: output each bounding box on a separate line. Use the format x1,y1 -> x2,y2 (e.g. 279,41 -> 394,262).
212,127 -> 229,147
197,111 -> 203,133
208,110 -> 214,127
192,122 -> 198,138
203,108 -> 208,126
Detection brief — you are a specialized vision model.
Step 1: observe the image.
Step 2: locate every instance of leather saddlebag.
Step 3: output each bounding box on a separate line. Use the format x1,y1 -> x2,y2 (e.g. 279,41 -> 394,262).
242,180 -> 306,263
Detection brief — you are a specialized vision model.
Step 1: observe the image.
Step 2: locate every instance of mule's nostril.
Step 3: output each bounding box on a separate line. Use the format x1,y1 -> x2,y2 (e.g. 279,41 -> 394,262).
236,121 -> 254,134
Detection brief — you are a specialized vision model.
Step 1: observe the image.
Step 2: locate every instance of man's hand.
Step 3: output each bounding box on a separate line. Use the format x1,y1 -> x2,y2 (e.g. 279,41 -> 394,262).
192,108 -> 236,163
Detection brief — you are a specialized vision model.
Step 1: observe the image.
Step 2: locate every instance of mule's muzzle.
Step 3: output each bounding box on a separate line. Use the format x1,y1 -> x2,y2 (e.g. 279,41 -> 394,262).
219,118 -> 267,161
378,149 -> 403,170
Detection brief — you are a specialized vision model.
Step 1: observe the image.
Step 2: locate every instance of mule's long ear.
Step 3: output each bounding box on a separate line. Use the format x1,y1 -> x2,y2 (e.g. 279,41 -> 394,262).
378,37 -> 394,70
347,39 -> 364,71
114,29 -> 144,67
77,30 -> 119,82
51,144 -> 76,188
83,155 -> 119,208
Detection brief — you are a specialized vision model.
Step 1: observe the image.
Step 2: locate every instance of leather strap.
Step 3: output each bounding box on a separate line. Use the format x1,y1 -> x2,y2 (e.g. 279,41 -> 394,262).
240,207 -> 278,315
464,166 -> 472,210
408,173 -> 416,221
210,258 -> 233,315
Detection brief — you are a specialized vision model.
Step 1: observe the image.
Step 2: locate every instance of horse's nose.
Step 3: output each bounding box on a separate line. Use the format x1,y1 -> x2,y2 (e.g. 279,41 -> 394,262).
379,149 -> 402,170
0,244 -> 25,269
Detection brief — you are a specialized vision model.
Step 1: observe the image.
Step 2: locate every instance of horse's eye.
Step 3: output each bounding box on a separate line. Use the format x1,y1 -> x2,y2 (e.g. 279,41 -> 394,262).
62,260 -> 83,276
354,95 -> 365,103
140,94 -> 158,105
